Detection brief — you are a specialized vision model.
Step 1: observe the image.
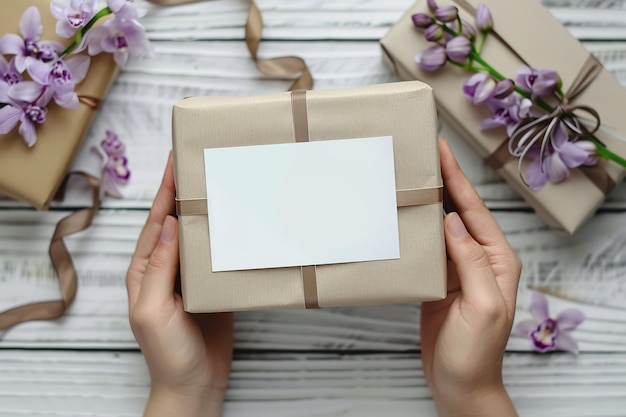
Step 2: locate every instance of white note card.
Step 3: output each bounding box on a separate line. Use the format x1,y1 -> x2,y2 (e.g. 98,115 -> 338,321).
203,136 -> 400,272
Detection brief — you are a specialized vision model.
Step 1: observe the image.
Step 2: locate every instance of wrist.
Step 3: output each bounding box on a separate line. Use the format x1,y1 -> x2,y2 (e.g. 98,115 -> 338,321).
144,383 -> 226,417
433,384 -> 517,417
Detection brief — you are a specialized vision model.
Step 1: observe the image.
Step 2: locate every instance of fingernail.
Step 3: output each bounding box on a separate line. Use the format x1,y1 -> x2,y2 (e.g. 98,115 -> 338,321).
447,212 -> 468,238
160,215 -> 176,242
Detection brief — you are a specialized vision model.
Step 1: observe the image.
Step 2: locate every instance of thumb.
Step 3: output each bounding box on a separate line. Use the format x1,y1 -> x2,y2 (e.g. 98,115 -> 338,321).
444,212 -> 500,301
138,215 -> 180,305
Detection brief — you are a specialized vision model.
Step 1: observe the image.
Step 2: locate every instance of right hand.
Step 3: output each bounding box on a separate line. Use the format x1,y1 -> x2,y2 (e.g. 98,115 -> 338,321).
420,138 -> 521,416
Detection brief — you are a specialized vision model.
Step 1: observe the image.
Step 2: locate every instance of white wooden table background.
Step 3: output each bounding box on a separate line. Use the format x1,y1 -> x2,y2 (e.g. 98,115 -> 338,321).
1,0 -> 626,415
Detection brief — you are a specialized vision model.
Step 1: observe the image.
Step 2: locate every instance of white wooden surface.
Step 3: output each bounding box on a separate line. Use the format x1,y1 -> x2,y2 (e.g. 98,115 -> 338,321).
1,0 -> 626,415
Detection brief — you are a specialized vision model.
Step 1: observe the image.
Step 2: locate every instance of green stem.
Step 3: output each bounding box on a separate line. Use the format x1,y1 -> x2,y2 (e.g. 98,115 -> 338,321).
477,31 -> 487,54
590,138 -> 626,167
59,7 -> 112,58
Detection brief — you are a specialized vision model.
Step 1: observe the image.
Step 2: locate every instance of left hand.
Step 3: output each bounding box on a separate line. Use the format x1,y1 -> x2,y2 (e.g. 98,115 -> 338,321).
126,153 -> 233,417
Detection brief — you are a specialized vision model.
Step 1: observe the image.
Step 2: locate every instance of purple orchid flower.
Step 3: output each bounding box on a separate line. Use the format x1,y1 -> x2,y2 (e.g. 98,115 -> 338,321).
0,7 -> 63,72
415,44 -> 446,71
525,122 -> 598,190
0,56 -> 22,87
482,92 -> 532,136
92,130 -> 130,200
51,0 -> 97,38
513,292 -> 585,353
82,14 -> 151,67
516,66 -> 560,99
0,81 -> 53,146
27,56 -> 90,109
463,72 -> 496,105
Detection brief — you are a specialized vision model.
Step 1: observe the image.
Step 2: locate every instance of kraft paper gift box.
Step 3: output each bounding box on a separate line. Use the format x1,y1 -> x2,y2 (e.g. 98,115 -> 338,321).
0,0 -> 118,210
381,0 -> 626,234
172,82 -> 446,312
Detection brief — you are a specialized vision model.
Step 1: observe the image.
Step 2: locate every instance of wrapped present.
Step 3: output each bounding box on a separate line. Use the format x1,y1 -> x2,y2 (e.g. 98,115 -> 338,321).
381,0 -> 626,234
0,0 -> 118,210
172,82 -> 446,312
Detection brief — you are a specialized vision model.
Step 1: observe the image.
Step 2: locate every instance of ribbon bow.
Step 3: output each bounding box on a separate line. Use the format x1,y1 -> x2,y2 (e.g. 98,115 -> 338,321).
508,56 -> 603,186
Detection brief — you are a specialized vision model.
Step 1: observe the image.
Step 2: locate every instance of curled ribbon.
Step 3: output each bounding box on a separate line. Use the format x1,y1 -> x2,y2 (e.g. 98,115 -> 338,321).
509,102 -> 601,186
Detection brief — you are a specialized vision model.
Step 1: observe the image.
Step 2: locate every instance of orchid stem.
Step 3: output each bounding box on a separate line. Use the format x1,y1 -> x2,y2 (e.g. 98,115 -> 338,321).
590,138 -> 626,167
59,7 -> 112,58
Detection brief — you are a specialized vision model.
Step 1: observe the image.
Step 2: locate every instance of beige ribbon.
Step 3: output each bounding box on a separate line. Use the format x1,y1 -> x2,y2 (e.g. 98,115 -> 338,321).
246,1 -> 314,91
454,0 -> 614,194
0,173 -> 100,330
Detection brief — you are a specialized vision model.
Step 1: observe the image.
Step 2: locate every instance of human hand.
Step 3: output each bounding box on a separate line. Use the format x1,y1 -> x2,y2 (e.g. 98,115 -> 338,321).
126,154 -> 233,417
420,138 -> 521,417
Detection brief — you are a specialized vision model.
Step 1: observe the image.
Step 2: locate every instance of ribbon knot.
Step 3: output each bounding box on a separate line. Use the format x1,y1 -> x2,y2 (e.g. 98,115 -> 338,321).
507,56 -> 603,186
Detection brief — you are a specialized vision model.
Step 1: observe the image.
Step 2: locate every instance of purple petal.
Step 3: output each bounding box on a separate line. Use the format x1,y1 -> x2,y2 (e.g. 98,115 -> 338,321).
481,116 -> 507,131
463,72 -> 489,99
20,7 -> 43,41
50,2 -> 65,20
18,115 -> 37,147
446,36 -> 471,62
512,319 -> 538,337
544,152 -> 570,183
65,56 -> 90,83
529,291 -> 550,321
26,60 -> 51,85
0,105 -> 22,134
558,141 -> 593,168
14,55 -> 30,73
54,88 -> 79,109
556,308 -> 585,331
56,20 -> 76,38
526,156 -> 549,191
554,331 -> 579,354
113,50 -> 129,67
0,34 -> 25,56
8,81 -> 43,103
85,26 -> 108,55
475,4 -> 493,31
415,45 -> 446,71
107,0 -> 127,14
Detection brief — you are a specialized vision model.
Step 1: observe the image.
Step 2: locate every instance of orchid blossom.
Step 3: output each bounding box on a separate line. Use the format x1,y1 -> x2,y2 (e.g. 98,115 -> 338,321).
514,292 -> 585,353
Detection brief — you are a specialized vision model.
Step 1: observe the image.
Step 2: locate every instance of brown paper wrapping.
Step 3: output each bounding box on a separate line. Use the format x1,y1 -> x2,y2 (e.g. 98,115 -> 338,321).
0,0 -> 119,210
172,82 -> 446,313
381,0 -> 626,234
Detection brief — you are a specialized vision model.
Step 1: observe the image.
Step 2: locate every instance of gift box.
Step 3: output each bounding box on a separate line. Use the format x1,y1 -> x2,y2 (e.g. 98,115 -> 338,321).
381,0 -> 626,234
0,0 -> 119,210
172,82 -> 446,312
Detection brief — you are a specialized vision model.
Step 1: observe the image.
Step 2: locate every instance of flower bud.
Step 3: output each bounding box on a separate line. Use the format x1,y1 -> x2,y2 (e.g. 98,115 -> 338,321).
415,45 -> 446,71
461,19 -> 477,39
427,0 -> 438,13
424,24 -> 444,41
435,5 -> 458,23
462,72 -> 496,104
445,36 -> 471,62
412,13 -> 433,28
492,79 -> 514,99
475,4 -> 493,31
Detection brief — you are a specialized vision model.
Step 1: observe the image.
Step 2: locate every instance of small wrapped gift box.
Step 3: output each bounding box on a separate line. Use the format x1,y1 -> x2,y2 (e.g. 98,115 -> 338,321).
0,0 -> 118,210
172,82 -> 446,312
381,0 -> 626,234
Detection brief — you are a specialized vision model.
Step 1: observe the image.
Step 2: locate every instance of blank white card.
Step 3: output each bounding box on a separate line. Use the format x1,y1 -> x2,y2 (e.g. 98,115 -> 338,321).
203,136 -> 400,272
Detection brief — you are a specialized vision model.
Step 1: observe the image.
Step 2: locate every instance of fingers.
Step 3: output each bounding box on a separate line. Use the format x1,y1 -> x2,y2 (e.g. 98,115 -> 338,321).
444,212 -> 501,303
127,153 -> 176,309
438,138 -> 507,247
138,215 -> 180,306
